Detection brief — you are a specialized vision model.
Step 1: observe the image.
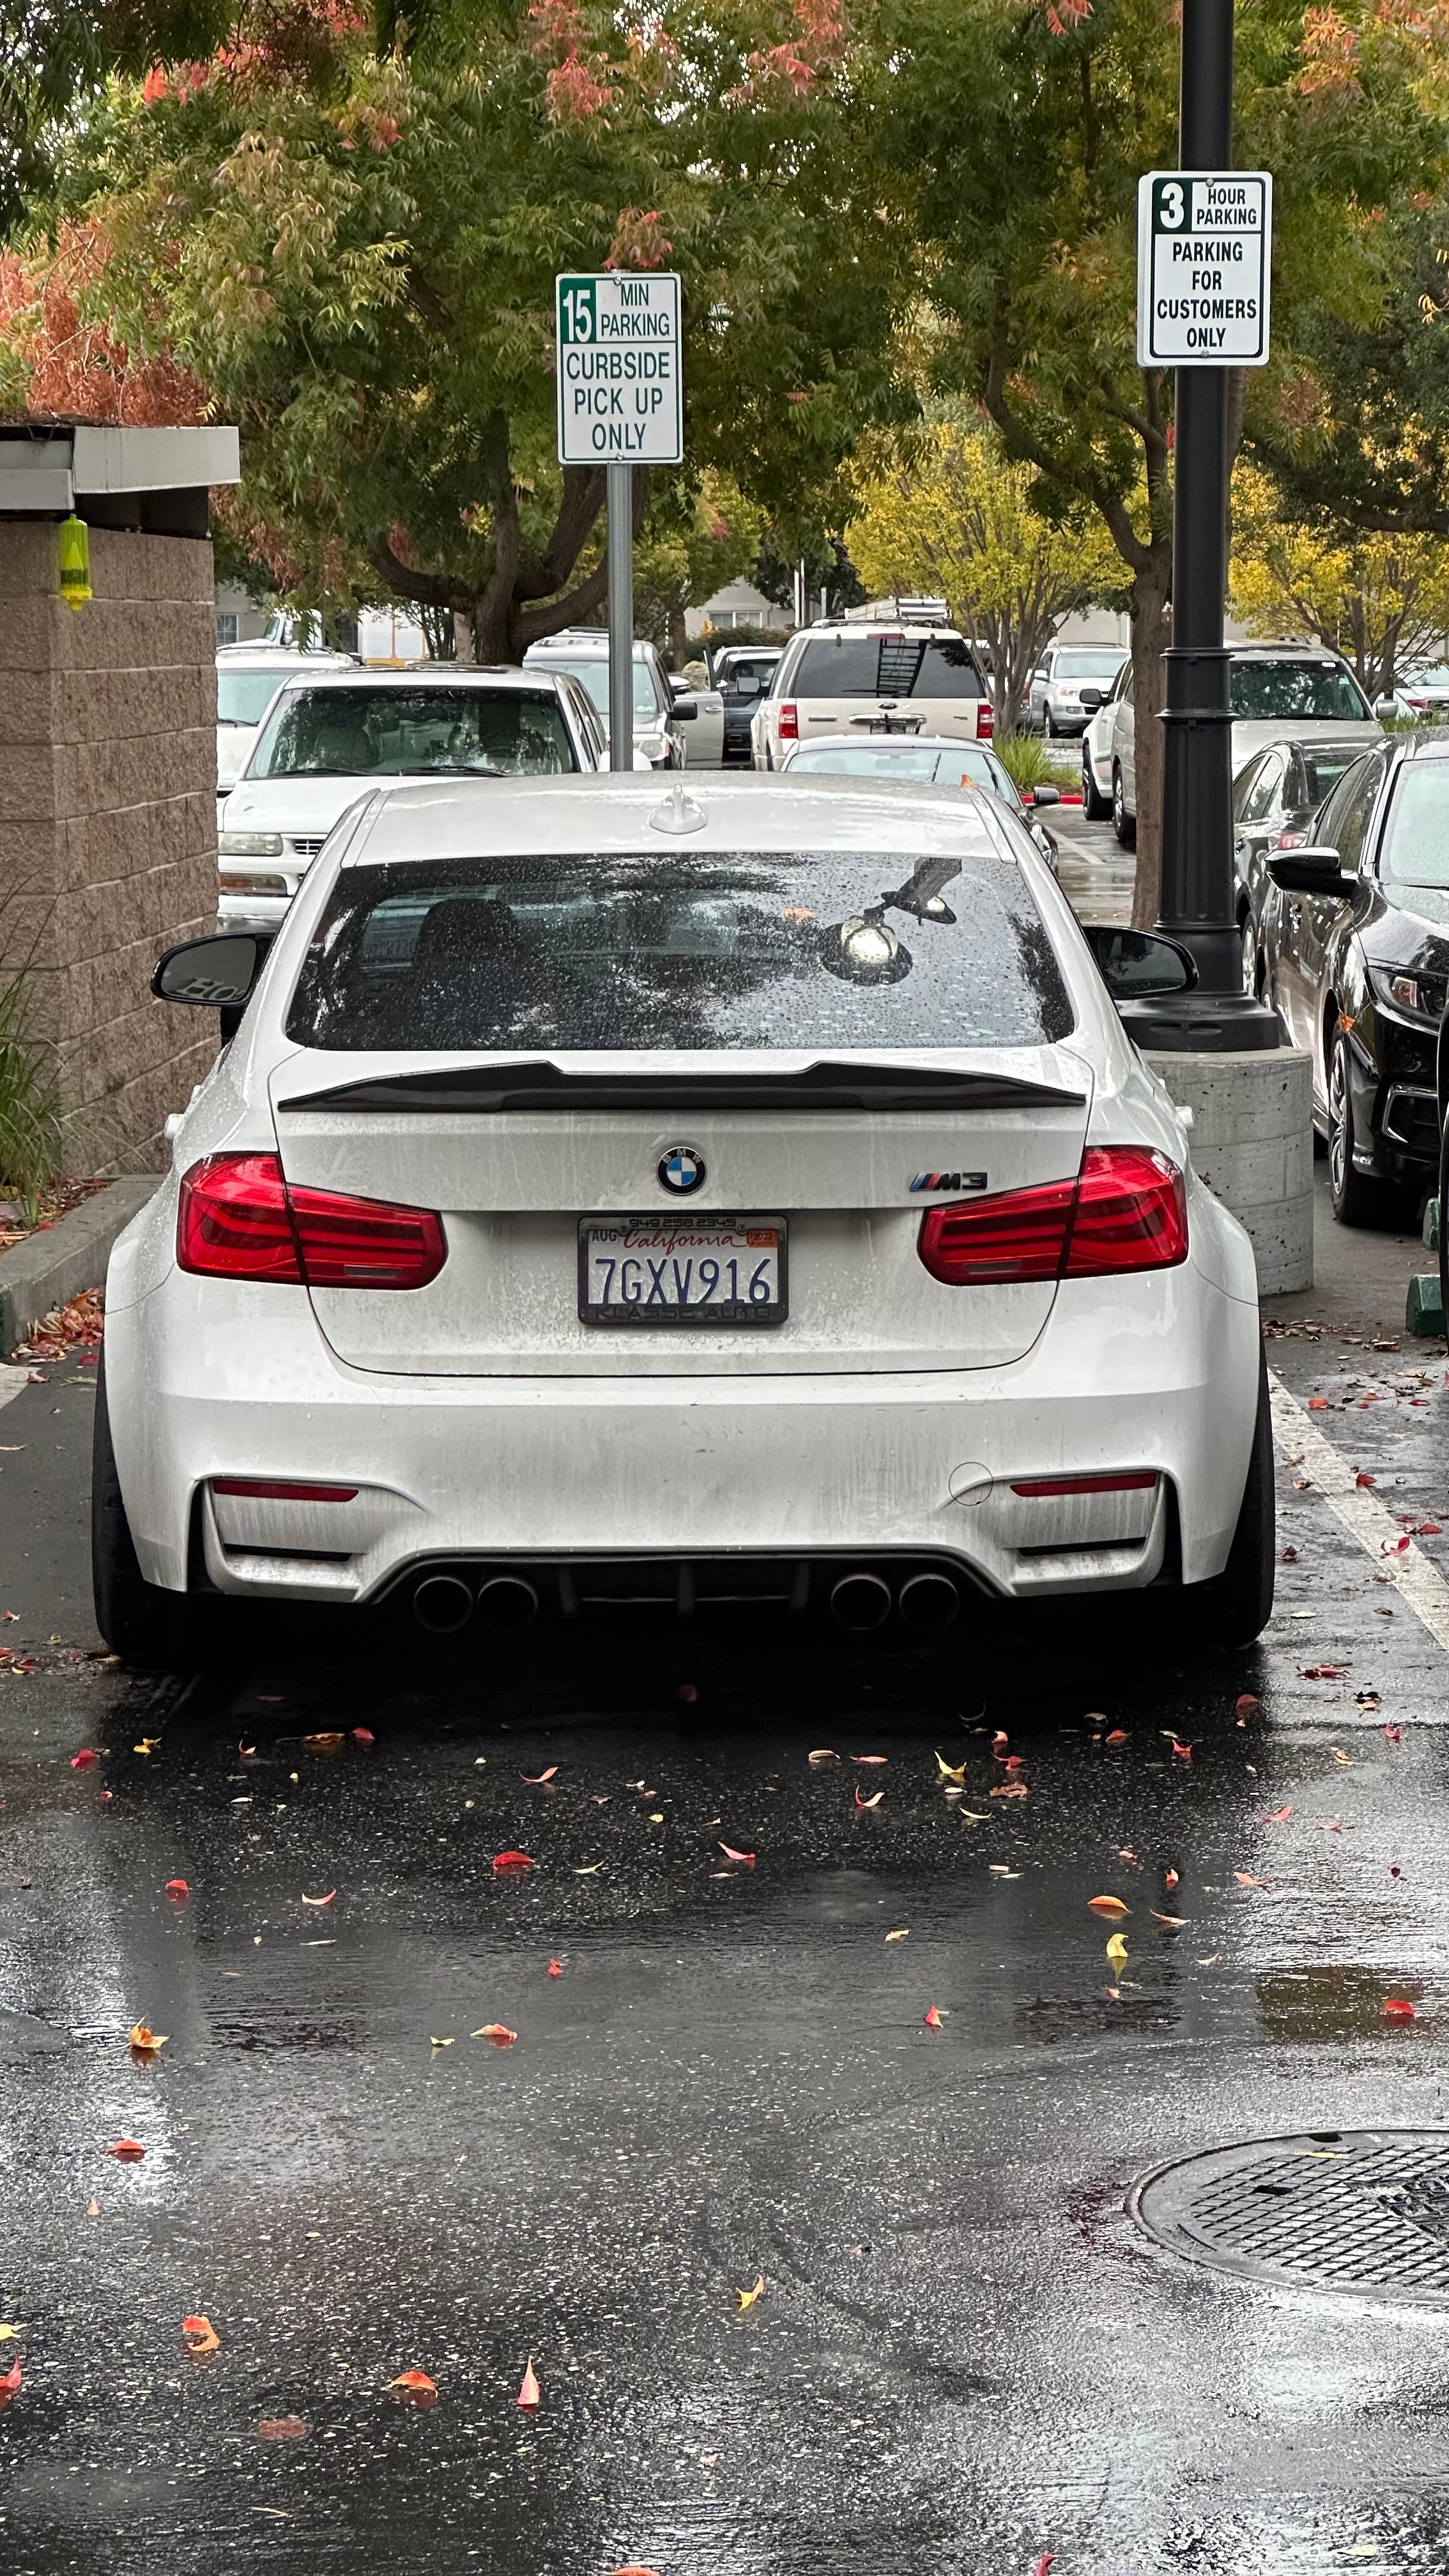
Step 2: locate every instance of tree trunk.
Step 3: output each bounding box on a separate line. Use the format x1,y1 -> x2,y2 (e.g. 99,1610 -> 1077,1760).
1129,546 -> 1173,931
668,603 -> 688,665
453,609 -> 476,664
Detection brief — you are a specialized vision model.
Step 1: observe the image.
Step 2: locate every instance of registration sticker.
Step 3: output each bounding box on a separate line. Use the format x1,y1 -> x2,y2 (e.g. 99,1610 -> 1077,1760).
578,1219 -> 788,1327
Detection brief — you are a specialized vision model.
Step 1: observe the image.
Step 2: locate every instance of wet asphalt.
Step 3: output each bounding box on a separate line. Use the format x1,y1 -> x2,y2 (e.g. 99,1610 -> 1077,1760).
3,813 -> 1449,2573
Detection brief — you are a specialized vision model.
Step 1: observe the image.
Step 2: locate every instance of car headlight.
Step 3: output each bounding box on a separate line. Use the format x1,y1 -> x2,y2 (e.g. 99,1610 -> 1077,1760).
1368,965 -> 1446,1023
636,732 -> 671,765
219,831 -> 284,857
220,870 -> 288,897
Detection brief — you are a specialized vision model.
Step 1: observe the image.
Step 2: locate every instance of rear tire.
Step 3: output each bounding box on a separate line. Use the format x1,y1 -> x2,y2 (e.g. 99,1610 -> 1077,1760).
1186,1349 -> 1275,1646
1044,708 -> 1059,739
91,1351 -> 199,1671
1082,747 -> 1110,819
1112,763 -> 1135,847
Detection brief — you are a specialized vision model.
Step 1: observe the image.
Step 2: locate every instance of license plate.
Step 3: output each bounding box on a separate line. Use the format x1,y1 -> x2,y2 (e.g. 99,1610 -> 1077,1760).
579,1220 -> 787,1327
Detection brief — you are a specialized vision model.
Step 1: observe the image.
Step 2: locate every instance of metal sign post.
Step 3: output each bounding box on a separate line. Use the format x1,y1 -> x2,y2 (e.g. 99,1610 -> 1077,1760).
1124,0 -> 1280,1053
556,270 -> 684,773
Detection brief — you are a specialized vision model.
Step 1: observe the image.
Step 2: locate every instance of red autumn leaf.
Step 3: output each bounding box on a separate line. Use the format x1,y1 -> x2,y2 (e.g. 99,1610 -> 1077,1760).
518,2357 -> 540,2409
923,2005 -> 946,2030
165,1878 -> 190,1900
1261,1805 -> 1293,1823
1234,1694 -> 1259,1715
1003,1754 -> 1026,1774
493,1851 -> 535,1871
522,1766 -> 559,1784
1234,1873 -> 1268,1889
181,2314 -> 220,2354
990,1781 -> 1028,1800
718,1841 -> 756,1864
1390,1864 -> 1402,1878
69,1749 -> 99,1770
1034,2557 -> 1054,2576
301,1889 -> 336,1907
1385,1998 -> 1416,2020
389,2368 -> 438,2407
1384,1724 -> 1402,1744
992,1730 -> 1009,1751
1282,1544 -> 1300,1561
1383,1535 -> 1411,1555
257,2415 -> 308,2440
0,2358 -> 20,2407
472,2023 -> 517,2046
1165,1867 -> 1179,1889
854,1786 -> 884,1810
1355,1470 -> 1376,1488
611,2567 -> 665,2575
1172,1741 -> 1192,1761
1308,1395 -> 1328,1409
547,1958 -> 564,1976
850,1754 -> 888,1765
106,2138 -> 146,2160
1105,1728 -> 1129,1745
352,1727 -> 375,1745
1302,1664 -> 1348,1680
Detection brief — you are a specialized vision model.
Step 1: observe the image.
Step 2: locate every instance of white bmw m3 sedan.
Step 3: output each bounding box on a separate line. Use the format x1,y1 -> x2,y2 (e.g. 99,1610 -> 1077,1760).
93,772 -> 1271,1666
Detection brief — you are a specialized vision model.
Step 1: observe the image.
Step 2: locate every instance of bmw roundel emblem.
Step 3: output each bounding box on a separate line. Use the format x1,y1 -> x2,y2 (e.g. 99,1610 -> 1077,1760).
659,1144 -> 706,1195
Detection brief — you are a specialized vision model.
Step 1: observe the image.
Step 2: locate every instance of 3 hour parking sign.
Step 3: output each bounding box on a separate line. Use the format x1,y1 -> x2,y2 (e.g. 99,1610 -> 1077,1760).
1136,171 -> 1272,367
555,272 -> 684,466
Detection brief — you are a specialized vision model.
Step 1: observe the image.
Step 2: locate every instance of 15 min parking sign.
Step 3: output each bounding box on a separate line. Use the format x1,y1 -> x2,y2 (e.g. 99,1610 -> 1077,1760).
556,272 -> 684,466
1136,171 -> 1272,367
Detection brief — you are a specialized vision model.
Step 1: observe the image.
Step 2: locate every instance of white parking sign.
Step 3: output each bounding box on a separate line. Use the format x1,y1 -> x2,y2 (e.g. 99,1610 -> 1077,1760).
555,272 -> 684,466
1136,171 -> 1272,367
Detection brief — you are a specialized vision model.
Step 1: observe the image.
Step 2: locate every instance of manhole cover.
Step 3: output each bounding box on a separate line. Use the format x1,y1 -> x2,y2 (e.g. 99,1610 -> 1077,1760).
1130,2129 -> 1449,2307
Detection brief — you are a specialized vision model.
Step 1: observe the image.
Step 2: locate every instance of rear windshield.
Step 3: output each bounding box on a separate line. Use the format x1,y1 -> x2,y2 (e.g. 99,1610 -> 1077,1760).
531,657 -> 658,723
285,848 -> 1073,1053
789,636 -> 983,700
218,671 -> 287,727
1230,661 -> 1370,723
247,686 -> 577,780
1300,748 -> 1365,807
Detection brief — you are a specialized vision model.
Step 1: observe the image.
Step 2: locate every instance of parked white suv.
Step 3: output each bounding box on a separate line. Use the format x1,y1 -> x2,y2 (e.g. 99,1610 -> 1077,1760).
1027,643 -> 1127,738
524,632 -> 706,768
751,617 -> 992,769
215,645 -> 356,809
1106,641 -> 1384,845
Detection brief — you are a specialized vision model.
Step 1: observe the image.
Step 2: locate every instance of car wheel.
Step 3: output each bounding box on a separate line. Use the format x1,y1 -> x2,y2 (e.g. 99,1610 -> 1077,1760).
1185,1347 -> 1275,1646
1239,916 -> 1260,997
1043,707 -> 1057,739
91,1349 -> 203,1671
1081,747 -> 1110,820
1327,1027 -> 1384,1226
1112,764 -> 1135,847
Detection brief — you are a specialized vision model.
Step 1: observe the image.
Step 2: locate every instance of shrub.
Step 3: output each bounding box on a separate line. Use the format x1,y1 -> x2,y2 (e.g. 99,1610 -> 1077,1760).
993,730 -> 1077,794
0,972 -> 61,1225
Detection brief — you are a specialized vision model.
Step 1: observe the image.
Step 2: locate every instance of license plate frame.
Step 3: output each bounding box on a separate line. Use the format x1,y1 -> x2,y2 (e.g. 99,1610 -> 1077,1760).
578,1217 -> 789,1329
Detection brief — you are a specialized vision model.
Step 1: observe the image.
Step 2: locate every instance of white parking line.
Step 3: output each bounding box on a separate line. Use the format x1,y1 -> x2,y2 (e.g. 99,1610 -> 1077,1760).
1269,1369 -> 1449,1653
0,1365 -> 29,1414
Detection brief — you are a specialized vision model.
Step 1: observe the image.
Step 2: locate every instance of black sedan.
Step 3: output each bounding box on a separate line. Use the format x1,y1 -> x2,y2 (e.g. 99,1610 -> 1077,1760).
1262,734 -> 1449,1222
1232,736 -> 1372,994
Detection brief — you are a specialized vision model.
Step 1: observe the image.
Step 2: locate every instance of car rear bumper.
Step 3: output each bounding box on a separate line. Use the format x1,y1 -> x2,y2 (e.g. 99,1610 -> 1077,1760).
105,1254 -> 1262,1609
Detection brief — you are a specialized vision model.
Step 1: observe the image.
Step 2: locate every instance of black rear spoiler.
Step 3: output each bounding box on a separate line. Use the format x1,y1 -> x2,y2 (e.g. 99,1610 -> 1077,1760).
277,1057 -> 1087,1117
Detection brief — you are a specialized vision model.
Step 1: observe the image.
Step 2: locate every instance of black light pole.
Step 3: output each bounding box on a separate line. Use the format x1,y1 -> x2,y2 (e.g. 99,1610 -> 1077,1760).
1123,0 -> 1280,1051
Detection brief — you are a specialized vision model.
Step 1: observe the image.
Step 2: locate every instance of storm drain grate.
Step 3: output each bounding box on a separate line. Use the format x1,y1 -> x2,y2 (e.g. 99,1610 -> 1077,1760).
1130,2129 -> 1449,2307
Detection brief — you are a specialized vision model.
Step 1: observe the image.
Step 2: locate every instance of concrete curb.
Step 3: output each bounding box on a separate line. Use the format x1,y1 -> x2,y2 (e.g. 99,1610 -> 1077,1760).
0,1177 -> 158,1358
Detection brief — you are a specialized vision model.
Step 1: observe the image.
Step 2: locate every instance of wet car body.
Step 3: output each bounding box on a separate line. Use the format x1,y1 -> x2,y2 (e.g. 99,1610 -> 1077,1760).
1262,735 -> 1449,1217
1232,737 -> 1372,993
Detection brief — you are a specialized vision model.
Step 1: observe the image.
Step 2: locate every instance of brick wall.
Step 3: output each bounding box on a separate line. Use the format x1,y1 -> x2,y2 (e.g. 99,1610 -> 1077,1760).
0,518 -> 218,1175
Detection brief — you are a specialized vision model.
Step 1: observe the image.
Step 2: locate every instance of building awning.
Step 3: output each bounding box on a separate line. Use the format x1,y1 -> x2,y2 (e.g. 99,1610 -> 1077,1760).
0,424 -> 241,522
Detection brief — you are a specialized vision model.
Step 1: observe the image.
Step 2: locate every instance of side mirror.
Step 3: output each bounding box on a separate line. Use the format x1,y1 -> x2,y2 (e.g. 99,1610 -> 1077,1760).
1077,684 -> 1105,712
152,932 -> 272,1010
1080,924 -> 1199,1002
670,697 -> 698,722
1030,785 -> 1062,809
1374,695 -> 1398,721
1266,847 -> 1357,900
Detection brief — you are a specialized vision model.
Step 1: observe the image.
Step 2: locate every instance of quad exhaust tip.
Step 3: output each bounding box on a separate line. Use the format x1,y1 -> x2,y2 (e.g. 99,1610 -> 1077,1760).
411,1573 -> 540,1635
829,1572 -> 894,1633
829,1568 -> 962,1634
477,1575 -> 539,1635
898,1571 -> 961,1635
413,1574 -> 474,1635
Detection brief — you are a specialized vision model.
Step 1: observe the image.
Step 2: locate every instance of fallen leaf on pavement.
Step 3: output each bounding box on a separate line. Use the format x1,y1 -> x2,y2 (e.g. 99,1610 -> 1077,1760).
181,2315 -> 220,2354
1235,1694 -> 1259,1716
575,1862 -> 603,1874
518,2358 -> 540,2409
390,2370 -> 438,2407
351,1728 -> 375,1745
128,2021 -> 166,2055
923,2005 -> 947,2030
547,1958 -> 564,1977
854,1787 -> 884,1811
1165,1867 -> 1179,1888
85,2198 -> 100,2217
1034,2556 -> 1054,2575
1385,1998 -> 1416,2020
611,2566 -> 664,2574
1355,1471 -> 1376,1488
988,1864 -> 1018,1877
1117,1848 -> 1140,1866
302,1732 -> 344,1751
133,1736 -> 160,1757
990,1781 -> 1028,1800
1330,1747 -> 1354,1766
0,2326 -> 24,2342
935,1753 -> 967,1782
808,1749 -> 838,1767
1384,1723 -> 1402,1745
164,1879 -> 189,1901
429,2036 -> 454,2050
718,1842 -> 756,1865
493,1851 -> 534,1872
69,1749 -> 99,1770
471,2025 -> 517,2047
1171,1740 -> 1193,1762
0,2359 -> 20,2408
301,1890 -> 336,1908
1234,1873 -> 1269,1889
1105,1729 -> 1130,1745
959,1809 -> 989,1823
992,1730 -> 1009,1751
1307,1395 -> 1328,1409
1261,1805 -> 1294,1823
1197,1954 -> 1220,1966
733,2276 -> 765,2312
105,2138 -> 145,2160
1105,1933 -> 1128,1966
1153,1912 -> 1188,1927
522,1767 -> 559,1785
1303,1664 -> 1349,1681
257,2416 -> 308,2440
850,1754 -> 888,1766
1088,1896 -> 1130,1918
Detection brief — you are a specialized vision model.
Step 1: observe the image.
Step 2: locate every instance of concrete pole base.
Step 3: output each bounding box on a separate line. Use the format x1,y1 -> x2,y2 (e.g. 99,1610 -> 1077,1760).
1145,1046 -> 1314,1296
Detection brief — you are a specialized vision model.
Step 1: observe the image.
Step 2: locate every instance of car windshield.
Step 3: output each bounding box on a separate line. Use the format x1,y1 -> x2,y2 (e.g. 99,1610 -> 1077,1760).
247,687 -> 577,779
785,743 -> 1023,808
1379,765 -> 1449,891
791,636 -> 983,699
1404,666 -> 1449,692
218,671 -> 288,726
1055,651 -> 1125,678
534,658 -> 658,724
1230,661 -> 1370,722
286,847 -> 1073,1053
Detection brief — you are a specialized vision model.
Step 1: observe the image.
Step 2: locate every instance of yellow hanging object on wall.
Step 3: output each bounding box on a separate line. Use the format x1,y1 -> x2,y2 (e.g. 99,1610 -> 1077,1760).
58,513 -> 91,610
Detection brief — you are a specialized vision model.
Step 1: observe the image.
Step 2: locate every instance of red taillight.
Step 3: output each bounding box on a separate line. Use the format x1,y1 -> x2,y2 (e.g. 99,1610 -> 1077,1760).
917,1147 -> 1187,1285
1011,1470 -> 1158,1498
178,1153 -> 446,1289
212,1478 -> 359,1502
976,700 -> 994,739
1270,827 -> 1308,851
778,701 -> 799,740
